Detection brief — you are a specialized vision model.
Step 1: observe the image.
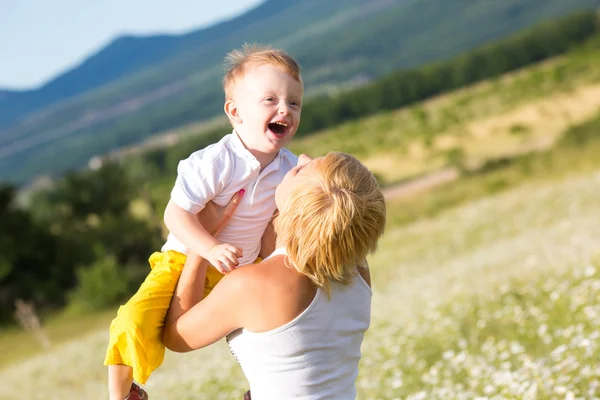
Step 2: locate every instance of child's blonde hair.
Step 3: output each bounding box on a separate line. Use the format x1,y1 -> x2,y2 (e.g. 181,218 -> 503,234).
223,43 -> 302,100
274,152 -> 386,295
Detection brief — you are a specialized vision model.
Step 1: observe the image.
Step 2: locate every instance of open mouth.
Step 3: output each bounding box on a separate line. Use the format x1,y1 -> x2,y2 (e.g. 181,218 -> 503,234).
268,121 -> 289,137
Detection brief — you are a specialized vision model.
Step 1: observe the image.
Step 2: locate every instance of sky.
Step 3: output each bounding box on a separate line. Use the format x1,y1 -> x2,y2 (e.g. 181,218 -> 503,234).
0,0 -> 263,90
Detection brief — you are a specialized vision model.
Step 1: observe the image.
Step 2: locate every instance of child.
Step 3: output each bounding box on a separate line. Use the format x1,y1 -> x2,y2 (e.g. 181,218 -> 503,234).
104,44 -> 303,400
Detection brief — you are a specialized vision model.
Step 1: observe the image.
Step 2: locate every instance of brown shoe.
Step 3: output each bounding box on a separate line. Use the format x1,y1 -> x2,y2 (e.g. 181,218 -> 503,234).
125,383 -> 148,400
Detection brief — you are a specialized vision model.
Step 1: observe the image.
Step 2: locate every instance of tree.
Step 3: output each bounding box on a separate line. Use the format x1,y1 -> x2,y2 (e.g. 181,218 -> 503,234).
0,185 -> 74,322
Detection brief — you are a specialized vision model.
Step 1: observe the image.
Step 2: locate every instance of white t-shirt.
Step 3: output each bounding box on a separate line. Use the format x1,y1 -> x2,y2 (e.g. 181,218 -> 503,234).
227,248 -> 372,399
162,132 -> 297,266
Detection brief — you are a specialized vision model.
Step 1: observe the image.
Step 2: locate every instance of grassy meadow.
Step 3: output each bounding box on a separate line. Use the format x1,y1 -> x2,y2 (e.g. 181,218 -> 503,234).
2,138 -> 599,399
290,38 -> 600,185
2,47 -> 600,399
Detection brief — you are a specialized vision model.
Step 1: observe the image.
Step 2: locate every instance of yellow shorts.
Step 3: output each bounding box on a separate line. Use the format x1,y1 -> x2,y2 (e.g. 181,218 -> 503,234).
103,250 -> 226,383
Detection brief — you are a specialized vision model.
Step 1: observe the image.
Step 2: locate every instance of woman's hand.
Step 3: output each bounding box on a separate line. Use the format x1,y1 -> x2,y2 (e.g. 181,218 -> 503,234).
197,189 -> 245,236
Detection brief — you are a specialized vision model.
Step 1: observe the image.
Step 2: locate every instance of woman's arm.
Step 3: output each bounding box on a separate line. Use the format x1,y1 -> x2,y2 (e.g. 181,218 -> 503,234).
163,270 -> 246,352
164,252 -> 208,330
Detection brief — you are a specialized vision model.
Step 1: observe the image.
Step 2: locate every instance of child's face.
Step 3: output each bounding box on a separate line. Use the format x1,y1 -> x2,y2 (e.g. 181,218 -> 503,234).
227,63 -> 303,156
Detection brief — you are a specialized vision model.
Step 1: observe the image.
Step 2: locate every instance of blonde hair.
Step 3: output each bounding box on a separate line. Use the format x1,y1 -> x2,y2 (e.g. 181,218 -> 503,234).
274,152 -> 386,295
223,43 -> 302,100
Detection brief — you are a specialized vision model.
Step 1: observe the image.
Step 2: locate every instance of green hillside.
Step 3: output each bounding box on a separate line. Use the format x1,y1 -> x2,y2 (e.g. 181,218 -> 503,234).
124,12 -> 600,202
2,0 -> 600,184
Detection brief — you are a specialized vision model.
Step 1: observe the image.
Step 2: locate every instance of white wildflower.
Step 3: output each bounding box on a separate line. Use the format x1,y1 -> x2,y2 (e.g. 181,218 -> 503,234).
584,265 -> 596,277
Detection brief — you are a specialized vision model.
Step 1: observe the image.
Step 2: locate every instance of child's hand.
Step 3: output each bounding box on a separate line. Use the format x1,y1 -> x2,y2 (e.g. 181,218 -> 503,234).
207,243 -> 243,273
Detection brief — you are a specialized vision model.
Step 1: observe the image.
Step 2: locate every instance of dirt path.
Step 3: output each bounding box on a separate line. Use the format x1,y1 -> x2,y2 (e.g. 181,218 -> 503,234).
380,129 -> 564,202
379,80 -> 600,201
382,167 -> 460,201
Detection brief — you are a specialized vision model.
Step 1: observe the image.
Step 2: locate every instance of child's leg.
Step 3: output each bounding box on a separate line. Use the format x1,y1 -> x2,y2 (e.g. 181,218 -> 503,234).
104,251 -> 187,389
108,364 -> 133,400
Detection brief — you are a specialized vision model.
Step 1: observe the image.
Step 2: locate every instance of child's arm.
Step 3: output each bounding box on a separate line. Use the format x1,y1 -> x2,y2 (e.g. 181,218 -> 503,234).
164,199 -> 242,272
165,190 -> 244,339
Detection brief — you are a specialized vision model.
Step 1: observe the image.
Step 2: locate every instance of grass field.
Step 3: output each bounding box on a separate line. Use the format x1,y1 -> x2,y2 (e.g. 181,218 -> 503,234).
2,46 -> 600,398
0,310 -> 115,370
2,145 -> 598,399
362,169 -> 600,398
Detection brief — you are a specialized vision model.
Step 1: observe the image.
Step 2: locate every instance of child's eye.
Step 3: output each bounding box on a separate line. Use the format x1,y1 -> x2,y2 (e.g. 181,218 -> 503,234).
265,97 -> 276,102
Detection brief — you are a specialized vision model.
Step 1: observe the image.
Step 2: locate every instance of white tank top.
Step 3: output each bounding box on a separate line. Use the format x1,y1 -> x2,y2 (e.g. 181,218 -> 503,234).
226,248 -> 372,399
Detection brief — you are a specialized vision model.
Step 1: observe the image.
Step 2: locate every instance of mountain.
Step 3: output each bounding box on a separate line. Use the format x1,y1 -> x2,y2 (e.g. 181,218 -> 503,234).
0,0 -> 292,127
2,0 -> 600,184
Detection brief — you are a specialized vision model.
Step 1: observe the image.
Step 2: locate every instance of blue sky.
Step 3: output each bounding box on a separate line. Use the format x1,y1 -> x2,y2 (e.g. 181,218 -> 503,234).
0,0 -> 263,89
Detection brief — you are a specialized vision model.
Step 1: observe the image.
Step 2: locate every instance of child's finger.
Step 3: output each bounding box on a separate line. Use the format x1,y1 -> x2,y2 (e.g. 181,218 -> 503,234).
223,251 -> 239,267
216,262 -> 229,274
225,245 -> 243,258
219,258 -> 235,273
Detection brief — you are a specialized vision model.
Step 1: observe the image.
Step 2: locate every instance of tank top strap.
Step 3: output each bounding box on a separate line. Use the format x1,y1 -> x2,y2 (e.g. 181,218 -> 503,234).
264,247 -> 287,260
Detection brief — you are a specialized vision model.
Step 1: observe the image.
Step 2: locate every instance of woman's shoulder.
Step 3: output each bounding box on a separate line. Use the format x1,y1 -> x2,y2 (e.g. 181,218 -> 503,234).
227,253 -> 291,288
220,254 -> 315,332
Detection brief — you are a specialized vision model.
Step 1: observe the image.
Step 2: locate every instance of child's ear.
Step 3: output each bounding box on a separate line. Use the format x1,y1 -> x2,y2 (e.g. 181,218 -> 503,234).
224,100 -> 242,124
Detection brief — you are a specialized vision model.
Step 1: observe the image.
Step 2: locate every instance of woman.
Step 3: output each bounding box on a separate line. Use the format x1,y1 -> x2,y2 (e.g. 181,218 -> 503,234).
163,152 -> 386,399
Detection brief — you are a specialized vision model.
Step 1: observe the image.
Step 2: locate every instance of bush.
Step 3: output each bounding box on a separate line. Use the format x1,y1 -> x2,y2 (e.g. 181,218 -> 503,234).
445,147 -> 466,170
68,255 -> 137,311
559,113 -> 600,147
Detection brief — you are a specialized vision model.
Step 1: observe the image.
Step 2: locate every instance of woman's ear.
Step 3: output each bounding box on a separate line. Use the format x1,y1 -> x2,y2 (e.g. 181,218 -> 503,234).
224,100 -> 242,124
